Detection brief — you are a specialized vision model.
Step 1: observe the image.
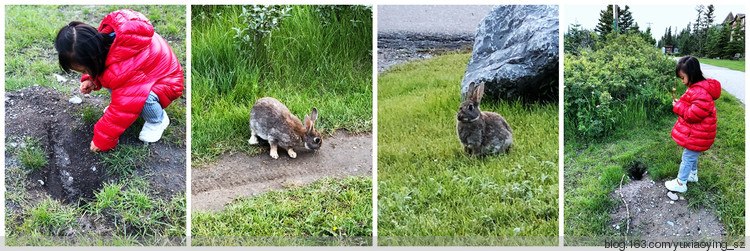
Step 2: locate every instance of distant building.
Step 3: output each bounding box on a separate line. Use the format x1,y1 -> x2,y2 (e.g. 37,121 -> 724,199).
722,12 -> 745,41
663,45 -> 675,54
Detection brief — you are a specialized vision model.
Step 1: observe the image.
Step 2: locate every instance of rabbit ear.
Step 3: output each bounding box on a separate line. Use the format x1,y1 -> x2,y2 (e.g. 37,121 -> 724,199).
473,82 -> 485,103
305,108 -> 317,131
310,107 -> 318,122
466,82 -> 477,101
304,115 -> 313,132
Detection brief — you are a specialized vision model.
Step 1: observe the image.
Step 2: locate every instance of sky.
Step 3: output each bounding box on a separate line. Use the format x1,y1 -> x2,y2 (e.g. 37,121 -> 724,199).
565,5 -> 746,42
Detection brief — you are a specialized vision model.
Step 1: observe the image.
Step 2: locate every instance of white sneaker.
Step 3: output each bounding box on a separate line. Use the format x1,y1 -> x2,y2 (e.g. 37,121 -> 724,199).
665,178 -> 687,193
687,170 -> 698,182
138,110 -> 169,143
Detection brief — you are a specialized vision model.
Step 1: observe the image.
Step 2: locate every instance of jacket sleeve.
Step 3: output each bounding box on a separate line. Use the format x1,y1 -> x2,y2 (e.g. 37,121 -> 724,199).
81,74 -> 103,91
91,88 -> 142,151
673,88 -> 712,123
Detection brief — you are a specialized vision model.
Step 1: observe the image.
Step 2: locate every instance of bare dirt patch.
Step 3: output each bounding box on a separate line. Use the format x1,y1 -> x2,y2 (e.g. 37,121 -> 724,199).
5,85 -> 185,205
191,131 -> 372,211
610,175 -> 725,240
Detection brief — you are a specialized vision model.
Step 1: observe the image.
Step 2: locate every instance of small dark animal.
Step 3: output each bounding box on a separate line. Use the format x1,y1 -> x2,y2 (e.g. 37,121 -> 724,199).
456,82 -> 513,156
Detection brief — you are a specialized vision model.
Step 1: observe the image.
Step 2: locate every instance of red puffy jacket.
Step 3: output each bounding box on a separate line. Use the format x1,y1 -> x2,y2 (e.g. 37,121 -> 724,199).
82,9 -> 184,151
671,78 -> 721,152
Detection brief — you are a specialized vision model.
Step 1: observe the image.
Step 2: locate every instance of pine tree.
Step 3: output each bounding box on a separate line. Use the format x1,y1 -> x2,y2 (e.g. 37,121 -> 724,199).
676,24 -> 693,55
595,5 -> 635,39
694,5 -> 705,56
704,25 -> 721,58
718,20 -> 732,58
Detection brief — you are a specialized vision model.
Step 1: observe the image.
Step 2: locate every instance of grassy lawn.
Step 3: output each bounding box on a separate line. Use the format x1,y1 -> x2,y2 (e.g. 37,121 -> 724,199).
5,5 -> 186,245
192,177 -> 372,246
697,58 -> 745,72
377,53 -> 558,244
191,5 -> 372,164
564,88 -> 745,238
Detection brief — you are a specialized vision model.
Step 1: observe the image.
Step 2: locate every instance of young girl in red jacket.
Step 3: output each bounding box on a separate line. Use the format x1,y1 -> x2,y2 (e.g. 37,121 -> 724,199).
54,9 -> 184,152
665,56 -> 721,193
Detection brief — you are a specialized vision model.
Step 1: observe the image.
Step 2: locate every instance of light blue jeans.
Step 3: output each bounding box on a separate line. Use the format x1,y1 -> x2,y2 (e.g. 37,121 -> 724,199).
106,89 -> 163,123
141,91 -> 164,123
677,148 -> 700,183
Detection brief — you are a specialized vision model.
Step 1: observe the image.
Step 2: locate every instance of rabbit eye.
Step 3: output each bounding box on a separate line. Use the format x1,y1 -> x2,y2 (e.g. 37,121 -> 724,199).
468,104 -> 474,111
314,138 -> 320,144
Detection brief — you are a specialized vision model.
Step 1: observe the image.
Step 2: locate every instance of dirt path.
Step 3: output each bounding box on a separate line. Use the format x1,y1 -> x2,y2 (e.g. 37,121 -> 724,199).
609,175 -> 724,240
191,132 -> 372,212
5,86 -> 185,204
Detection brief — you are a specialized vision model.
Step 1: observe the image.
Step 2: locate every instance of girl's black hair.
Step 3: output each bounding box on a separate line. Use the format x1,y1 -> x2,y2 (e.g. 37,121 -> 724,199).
54,21 -> 115,79
675,56 -> 706,86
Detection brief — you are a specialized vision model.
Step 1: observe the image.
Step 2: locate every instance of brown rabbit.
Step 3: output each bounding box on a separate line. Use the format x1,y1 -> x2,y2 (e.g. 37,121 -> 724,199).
248,97 -> 322,159
456,82 -> 513,156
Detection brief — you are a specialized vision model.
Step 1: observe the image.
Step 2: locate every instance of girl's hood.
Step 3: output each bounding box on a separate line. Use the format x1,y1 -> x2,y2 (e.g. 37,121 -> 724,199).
693,78 -> 721,100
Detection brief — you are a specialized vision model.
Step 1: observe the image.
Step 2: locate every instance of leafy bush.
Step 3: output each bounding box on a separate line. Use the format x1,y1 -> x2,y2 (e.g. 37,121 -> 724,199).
232,5 -> 292,49
564,33 -> 675,138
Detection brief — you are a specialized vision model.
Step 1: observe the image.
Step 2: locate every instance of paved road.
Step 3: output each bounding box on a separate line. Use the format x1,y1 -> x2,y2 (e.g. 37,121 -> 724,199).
377,5 -> 495,72
378,5 -> 495,35
700,63 -> 745,104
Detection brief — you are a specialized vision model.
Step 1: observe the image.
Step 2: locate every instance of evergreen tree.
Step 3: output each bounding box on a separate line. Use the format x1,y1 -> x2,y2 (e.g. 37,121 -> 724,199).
718,20 -> 732,58
595,5 -> 635,39
564,23 -> 598,55
704,25 -> 721,58
693,5 -> 706,56
641,26 -> 656,46
676,24 -> 693,55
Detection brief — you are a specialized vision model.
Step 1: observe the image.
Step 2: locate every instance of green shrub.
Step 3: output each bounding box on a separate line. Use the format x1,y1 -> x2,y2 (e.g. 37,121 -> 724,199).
564,33 -> 675,139
232,5 -> 292,49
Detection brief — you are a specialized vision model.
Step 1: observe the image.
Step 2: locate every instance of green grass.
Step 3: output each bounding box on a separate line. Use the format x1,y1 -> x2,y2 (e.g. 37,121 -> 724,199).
7,183 -> 186,245
564,89 -> 745,239
191,5 -> 372,163
98,144 -> 150,177
698,58 -> 745,72
192,177 -> 372,246
377,53 -> 558,244
17,137 -> 48,171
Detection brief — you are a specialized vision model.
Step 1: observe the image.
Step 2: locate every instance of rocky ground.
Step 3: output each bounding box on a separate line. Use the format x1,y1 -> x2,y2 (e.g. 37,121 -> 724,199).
609,174 -> 725,241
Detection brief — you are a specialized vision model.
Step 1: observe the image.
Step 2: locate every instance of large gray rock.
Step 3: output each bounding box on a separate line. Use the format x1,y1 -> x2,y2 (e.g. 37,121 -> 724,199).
461,5 -> 559,102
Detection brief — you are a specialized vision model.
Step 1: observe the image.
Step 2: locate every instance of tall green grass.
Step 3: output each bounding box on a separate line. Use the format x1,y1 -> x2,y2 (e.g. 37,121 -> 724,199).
191,5 -> 372,163
378,53 -> 558,244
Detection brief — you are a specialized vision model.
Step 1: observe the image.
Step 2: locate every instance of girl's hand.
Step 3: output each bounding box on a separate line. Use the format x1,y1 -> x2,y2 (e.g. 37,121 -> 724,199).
90,141 -> 101,152
80,80 -> 95,94
672,98 -> 678,106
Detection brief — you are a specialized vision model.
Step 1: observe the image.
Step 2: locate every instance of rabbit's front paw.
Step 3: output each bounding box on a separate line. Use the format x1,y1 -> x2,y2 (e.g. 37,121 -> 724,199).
288,149 -> 297,158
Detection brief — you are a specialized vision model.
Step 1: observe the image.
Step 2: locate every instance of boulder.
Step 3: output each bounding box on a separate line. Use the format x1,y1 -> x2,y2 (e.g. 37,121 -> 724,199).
461,5 -> 559,102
